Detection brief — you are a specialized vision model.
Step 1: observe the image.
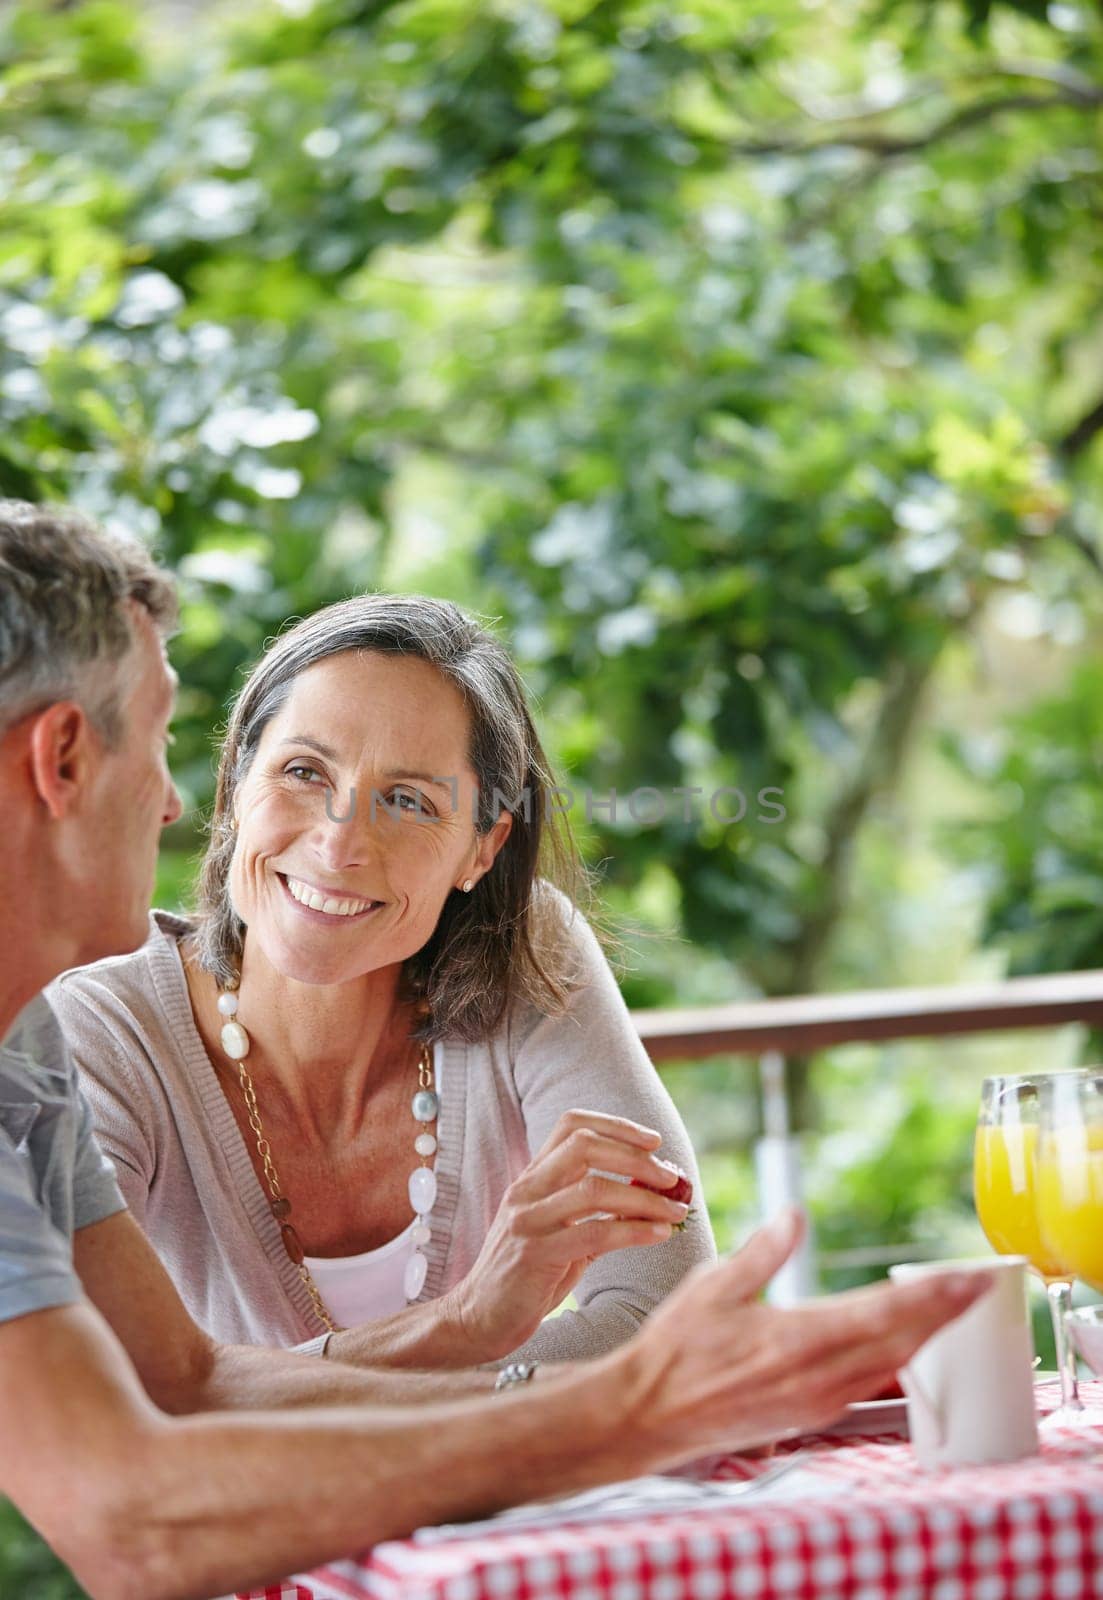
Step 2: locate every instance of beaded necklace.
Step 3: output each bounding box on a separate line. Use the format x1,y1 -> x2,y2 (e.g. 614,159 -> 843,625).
215,983 -> 439,1332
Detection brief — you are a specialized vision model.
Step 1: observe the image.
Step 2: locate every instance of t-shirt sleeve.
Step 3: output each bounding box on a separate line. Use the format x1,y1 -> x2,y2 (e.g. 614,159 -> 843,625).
70,1073 -> 129,1234
0,996 -> 123,1326
0,1132 -> 85,1324
507,898 -> 717,1363
47,981 -> 156,1229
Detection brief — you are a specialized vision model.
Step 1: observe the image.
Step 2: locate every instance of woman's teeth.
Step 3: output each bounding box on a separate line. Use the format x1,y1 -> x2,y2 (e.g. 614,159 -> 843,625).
284,875 -> 375,918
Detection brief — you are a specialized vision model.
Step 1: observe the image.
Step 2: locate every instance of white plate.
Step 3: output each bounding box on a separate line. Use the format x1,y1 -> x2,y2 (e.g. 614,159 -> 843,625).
822,1397 -> 909,1438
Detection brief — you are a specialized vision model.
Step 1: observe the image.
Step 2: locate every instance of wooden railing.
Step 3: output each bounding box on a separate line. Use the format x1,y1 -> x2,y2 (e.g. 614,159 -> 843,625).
630,968 -> 1103,1062
628,967 -> 1103,1299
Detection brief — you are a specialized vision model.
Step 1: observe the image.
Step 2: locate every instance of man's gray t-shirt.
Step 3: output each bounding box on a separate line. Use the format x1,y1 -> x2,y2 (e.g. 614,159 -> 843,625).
0,994 -> 125,1323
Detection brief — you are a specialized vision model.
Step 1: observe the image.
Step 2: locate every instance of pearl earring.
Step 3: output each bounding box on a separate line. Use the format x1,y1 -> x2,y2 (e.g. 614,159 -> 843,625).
462,879 -> 475,892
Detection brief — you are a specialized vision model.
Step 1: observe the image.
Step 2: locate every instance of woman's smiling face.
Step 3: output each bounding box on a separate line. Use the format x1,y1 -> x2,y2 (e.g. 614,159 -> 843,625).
227,650 -> 510,987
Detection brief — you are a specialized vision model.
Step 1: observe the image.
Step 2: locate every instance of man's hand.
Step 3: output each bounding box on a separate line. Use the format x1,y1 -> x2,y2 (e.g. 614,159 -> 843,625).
623,1208 -> 989,1462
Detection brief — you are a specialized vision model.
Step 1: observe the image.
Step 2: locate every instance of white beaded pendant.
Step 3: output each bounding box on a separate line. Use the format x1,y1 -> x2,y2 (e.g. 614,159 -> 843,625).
405,1041 -> 438,1303
408,1166 -> 437,1213
404,1249 -> 428,1300
220,1020 -> 250,1060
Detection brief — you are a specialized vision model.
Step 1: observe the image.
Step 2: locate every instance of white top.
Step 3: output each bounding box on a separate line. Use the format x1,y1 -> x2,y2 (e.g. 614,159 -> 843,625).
303,1218 -> 419,1324
302,1042 -> 441,1325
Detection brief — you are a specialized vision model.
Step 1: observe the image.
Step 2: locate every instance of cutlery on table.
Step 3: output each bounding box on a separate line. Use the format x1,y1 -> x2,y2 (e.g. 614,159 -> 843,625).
415,1451 -> 811,1544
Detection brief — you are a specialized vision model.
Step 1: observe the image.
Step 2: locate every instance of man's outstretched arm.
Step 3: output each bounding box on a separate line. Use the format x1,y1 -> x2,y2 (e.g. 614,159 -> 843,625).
0,1297 -> 635,1600
29,1205 -> 991,1600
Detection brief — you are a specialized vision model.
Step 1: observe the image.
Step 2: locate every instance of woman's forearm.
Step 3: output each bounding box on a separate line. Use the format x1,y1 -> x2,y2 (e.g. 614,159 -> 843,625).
309,1285 -> 487,1371
197,1334 -> 506,1411
511,1295 -> 646,1363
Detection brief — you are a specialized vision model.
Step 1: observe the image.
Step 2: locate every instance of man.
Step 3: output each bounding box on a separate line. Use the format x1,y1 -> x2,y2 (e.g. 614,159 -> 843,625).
0,500 -> 984,1600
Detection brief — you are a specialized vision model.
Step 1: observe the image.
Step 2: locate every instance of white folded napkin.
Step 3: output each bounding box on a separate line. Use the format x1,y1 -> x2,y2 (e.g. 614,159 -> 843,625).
412,1451 -> 838,1545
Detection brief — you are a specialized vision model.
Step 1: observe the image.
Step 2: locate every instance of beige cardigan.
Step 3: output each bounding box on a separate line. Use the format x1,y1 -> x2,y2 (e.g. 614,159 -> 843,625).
49,905 -> 715,1362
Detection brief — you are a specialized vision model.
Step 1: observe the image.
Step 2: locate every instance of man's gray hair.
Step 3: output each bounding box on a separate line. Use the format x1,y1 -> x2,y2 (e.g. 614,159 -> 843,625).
0,500 -> 178,744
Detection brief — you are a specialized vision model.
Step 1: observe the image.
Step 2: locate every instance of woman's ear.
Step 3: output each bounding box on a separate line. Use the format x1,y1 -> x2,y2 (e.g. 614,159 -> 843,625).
475,808 -> 513,875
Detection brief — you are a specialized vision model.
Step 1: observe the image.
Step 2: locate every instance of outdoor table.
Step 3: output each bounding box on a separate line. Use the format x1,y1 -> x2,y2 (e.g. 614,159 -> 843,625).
239,1380 -> 1103,1600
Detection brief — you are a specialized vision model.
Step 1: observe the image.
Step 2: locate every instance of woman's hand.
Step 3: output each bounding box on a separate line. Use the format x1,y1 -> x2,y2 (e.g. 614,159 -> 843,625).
441,1109 -> 691,1363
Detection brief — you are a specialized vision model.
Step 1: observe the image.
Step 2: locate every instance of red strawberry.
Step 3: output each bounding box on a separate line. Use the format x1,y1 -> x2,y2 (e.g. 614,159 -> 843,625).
631,1163 -> 694,1229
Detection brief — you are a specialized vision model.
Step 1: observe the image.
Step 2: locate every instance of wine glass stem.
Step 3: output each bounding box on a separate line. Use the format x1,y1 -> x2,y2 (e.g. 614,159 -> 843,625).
1047,1279 -> 1082,1413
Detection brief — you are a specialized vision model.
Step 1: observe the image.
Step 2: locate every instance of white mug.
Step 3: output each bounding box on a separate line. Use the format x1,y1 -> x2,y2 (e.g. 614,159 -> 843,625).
888,1256 -> 1039,1468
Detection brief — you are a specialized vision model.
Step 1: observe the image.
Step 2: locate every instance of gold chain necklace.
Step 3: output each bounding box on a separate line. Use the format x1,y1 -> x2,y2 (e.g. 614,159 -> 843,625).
216,984 -> 439,1336
233,1051 -> 341,1332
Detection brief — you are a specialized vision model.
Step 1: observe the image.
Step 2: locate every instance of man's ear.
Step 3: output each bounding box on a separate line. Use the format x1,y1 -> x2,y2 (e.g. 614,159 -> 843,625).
27,703 -> 98,821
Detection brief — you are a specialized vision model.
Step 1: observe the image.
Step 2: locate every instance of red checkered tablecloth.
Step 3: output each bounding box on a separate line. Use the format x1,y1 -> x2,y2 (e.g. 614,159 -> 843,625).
239,1380 -> 1103,1600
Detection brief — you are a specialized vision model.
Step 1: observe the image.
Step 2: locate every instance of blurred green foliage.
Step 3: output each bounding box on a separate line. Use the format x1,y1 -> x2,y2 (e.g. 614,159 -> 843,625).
945,659 -> 1103,976
0,1500 -> 86,1598
2,0 -> 1102,1585
2,0 -> 1100,1016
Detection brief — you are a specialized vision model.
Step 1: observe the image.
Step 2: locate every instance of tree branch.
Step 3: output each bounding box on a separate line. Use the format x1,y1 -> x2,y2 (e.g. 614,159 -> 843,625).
1058,392 -> 1103,460
751,645 -> 943,1132
762,74 -> 945,126
785,648 -> 941,999
752,59 -> 1100,127
722,86 -> 1103,161
970,59 -> 1103,99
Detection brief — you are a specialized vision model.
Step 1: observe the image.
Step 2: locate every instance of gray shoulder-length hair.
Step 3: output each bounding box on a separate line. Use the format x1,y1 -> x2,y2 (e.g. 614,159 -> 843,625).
191,593 -> 596,1044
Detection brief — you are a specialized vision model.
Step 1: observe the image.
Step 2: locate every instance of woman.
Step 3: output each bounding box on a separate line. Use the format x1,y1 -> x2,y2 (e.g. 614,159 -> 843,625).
50,594 -> 714,1366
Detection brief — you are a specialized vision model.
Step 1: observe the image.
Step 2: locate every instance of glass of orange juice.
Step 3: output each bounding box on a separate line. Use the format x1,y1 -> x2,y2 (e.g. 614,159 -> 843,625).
974,1074 -> 1083,1423
1036,1071 -> 1103,1420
